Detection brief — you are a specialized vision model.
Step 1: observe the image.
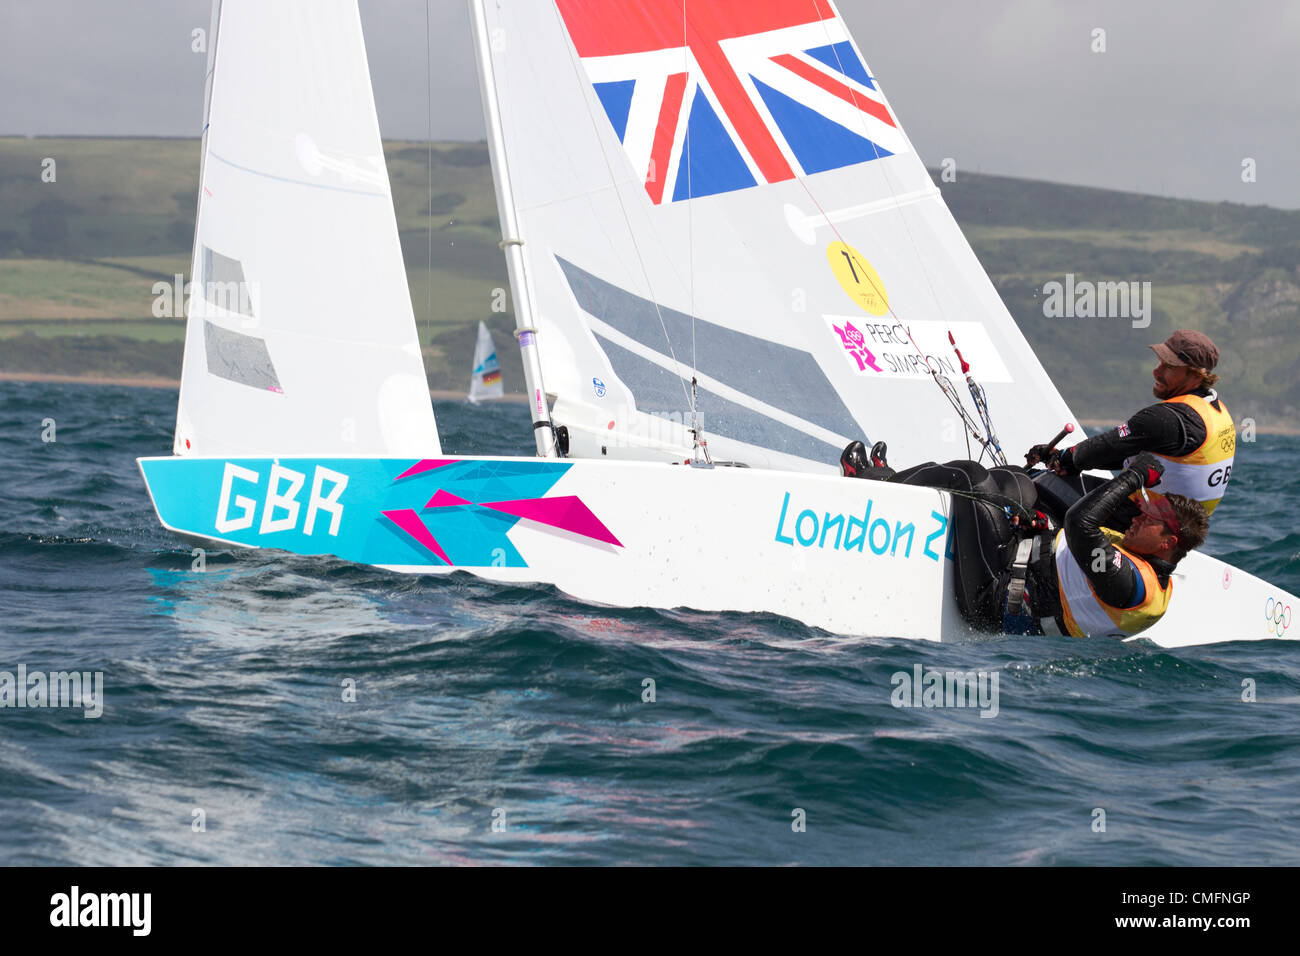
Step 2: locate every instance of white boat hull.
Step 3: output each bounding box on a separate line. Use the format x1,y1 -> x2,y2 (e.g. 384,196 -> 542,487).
137,454 -> 1297,648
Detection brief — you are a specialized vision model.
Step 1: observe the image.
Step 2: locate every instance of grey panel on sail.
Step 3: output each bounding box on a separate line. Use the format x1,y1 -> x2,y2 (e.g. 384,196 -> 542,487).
595,336 -> 842,463
202,246 -> 255,316
557,256 -> 861,440
203,320 -> 282,392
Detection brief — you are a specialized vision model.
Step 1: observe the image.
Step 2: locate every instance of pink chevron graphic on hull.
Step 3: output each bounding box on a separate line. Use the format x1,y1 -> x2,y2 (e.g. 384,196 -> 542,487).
396,459 -> 459,480
426,489 -> 471,508
382,509 -> 452,565
482,496 -> 623,547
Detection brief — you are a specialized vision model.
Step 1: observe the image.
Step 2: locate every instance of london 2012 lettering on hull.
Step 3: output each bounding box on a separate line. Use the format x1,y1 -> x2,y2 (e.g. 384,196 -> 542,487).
774,492 -> 952,560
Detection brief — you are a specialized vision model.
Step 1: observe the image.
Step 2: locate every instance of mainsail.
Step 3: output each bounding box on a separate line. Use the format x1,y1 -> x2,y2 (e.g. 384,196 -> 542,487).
473,0 -> 1080,472
468,321 -> 505,402
174,0 -> 439,458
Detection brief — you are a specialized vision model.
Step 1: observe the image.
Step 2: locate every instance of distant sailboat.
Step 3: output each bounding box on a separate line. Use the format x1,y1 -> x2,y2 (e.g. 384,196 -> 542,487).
467,321 -> 503,403
137,0 -> 1299,648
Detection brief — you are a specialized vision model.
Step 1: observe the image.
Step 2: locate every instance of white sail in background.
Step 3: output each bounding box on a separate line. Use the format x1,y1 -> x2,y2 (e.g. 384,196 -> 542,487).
174,0 -> 439,458
474,0 -> 1081,472
468,321 -> 505,402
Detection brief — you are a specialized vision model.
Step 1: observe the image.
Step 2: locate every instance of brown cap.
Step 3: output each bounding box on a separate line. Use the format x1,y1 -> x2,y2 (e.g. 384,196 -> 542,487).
1150,330 -> 1219,370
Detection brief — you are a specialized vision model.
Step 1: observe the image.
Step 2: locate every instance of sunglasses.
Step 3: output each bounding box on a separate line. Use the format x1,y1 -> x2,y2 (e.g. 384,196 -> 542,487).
1135,495 -> 1181,537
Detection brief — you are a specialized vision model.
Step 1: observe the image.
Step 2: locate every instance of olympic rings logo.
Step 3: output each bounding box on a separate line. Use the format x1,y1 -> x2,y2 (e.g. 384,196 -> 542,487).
1265,597 -> 1292,637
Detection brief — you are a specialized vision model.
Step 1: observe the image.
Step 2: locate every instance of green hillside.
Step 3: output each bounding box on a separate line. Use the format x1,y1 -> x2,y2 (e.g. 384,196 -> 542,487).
939,171 -> 1300,428
0,136 -> 518,394
3,136 -> 1299,429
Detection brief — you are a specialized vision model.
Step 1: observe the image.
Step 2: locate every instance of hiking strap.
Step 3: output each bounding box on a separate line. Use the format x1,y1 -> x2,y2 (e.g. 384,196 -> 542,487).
1004,536 -> 1037,617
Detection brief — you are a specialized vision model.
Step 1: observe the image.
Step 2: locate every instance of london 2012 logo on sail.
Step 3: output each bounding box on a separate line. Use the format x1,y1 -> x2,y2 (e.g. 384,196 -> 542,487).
827,317 -> 1016,383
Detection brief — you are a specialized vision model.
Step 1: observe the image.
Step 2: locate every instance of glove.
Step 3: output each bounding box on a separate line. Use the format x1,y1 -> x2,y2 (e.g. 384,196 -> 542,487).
1052,447 -> 1079,477
1025,443 -> 1055,467
1126,452 -> 1165,488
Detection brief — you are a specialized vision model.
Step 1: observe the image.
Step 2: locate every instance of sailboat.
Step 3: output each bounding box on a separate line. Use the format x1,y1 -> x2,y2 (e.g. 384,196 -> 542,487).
140,0 -> 1297,648
467,321 -> 504,403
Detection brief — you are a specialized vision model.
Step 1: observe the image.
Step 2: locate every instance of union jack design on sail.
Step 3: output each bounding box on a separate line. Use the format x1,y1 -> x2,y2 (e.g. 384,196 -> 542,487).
555,0 -> 910,205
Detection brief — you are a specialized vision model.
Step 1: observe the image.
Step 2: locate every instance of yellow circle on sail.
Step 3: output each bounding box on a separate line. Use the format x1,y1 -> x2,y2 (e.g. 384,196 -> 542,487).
827,241 -> 889,316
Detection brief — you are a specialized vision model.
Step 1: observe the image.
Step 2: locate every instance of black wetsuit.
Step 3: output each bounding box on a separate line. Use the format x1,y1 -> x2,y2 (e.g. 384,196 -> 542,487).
854,460 -> 1037,629
1056,469 -> 1174,612
1058,386 -> 1223,472
856,462 -> 1170,633
1042,386 -> 1225,529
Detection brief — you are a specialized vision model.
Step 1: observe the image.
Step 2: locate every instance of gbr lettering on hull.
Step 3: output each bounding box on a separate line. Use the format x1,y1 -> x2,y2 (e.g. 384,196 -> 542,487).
215,462 -> 349,536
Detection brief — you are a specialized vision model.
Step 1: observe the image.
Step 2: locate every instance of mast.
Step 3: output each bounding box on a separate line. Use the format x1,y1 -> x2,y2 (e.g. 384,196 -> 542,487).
468,0 -> 557,457
173,0 -> 221,455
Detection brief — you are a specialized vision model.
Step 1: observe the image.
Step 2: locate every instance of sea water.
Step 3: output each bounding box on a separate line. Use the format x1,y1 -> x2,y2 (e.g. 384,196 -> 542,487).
2,380 -> 1298,865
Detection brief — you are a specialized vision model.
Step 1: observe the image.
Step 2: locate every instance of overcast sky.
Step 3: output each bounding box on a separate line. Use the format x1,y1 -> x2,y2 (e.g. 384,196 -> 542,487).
2,0 -> 1297,209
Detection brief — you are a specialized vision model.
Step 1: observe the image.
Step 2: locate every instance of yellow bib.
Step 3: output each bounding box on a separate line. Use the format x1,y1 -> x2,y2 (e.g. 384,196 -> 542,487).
1054,529 -> 1172,637
1124,392 -> 1234,514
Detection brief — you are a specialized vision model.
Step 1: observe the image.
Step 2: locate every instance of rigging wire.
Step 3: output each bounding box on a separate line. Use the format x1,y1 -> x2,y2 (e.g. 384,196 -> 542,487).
545,1 -> 698,427
802,0 -> 996,464
795,178 -> 983,460
424,0 -> 434,347
685,0 -> 703,457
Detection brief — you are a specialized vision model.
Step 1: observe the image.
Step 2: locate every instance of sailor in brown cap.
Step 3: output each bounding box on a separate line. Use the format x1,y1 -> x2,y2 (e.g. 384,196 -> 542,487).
1027,330 -> 1236,521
